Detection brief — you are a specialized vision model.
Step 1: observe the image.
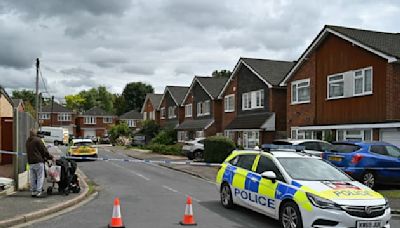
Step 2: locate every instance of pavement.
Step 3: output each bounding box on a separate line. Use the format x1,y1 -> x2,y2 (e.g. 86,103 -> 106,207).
0,146 -> 94,228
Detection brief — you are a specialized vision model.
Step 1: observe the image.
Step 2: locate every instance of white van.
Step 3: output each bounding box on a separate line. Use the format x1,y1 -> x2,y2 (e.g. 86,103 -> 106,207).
39,127 -> 69,146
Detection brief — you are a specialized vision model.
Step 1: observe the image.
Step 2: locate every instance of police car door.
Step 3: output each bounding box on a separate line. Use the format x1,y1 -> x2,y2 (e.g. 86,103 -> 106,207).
231,154 -> 258,208
254,155 -> 283,217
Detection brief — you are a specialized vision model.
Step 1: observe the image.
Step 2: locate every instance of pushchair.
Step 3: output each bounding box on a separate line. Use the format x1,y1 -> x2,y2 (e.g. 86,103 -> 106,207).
46,157 -> 80,195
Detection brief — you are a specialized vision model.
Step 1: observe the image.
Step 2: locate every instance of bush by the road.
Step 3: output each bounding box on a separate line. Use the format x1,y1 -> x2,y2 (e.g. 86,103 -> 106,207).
109,122 -> 131,144
204,136 -> 235,163
151,128 -> 177,145
138,120 -> 160,143
145,143 -> 183,156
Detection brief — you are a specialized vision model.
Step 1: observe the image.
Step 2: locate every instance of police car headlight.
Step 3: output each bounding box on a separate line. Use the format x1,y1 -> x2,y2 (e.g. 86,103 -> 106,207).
306,193 -> 342,210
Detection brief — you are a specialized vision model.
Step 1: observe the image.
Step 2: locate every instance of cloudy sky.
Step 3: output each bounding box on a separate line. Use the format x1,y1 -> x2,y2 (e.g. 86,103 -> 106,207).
0,0 -> 399,101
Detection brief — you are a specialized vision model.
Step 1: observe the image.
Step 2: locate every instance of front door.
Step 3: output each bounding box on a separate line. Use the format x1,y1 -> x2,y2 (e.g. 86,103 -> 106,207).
1,118 -> 13,165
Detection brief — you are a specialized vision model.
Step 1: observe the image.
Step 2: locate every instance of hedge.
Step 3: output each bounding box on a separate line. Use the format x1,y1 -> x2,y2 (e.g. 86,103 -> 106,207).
145,143 -> 183,156
204,136 -> 235,163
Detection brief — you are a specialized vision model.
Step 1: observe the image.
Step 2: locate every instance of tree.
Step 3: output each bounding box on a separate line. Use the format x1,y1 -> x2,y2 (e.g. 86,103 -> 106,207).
65,94 -> 85,112
122,82 -> 154,112
114,94 -> 127,116
212,70 -> 231,78
97,86 -> 114,113
109,122 -> 131,143
12,89 -> 36,106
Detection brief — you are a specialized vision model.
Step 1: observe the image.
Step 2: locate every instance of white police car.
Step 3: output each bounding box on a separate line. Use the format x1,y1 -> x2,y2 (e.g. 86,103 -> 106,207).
216,145 -> 391,228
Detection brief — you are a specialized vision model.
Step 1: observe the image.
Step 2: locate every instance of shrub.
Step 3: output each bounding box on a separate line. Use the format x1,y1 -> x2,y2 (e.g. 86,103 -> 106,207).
151,128 -> 177,145
109,122 -> 131,143
204,136 -> 235,163
139,120 -> 160,143
145,143 -> 183,156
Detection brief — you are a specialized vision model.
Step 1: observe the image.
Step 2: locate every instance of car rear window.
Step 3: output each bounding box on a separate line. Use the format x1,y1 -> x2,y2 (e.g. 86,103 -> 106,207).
74,142 -> 93,147
331,143 -> 361,153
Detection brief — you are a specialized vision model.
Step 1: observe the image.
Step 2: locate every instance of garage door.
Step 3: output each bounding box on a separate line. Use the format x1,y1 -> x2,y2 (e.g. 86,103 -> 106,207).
84,129 -> 96,138
381,129 -> 400,148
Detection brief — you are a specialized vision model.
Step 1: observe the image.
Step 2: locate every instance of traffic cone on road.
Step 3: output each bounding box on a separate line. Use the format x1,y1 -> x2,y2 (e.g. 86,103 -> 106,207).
179,196 -> 197,226
108,198 -> 125,228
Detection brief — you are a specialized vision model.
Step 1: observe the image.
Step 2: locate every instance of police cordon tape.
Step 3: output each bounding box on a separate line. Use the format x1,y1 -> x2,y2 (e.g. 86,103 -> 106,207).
0,149 -> 222,167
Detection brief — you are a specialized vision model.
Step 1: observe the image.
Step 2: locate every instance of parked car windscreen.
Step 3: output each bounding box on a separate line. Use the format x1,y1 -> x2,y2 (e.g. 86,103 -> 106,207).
370,145 -> 400,158
277,157 -> 351,181
332,143 -> 361,153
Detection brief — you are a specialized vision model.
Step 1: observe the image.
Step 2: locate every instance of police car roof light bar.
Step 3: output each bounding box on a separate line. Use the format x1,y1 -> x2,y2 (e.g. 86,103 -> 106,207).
261,144 -> 305,152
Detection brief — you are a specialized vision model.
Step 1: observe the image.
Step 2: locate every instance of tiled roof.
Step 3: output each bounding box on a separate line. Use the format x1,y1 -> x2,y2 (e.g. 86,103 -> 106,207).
120,110 -> 142,120
83,107 -> 113,116
12,99 -> 23,108
147,94 -> 163,108
175,118 -> 214,131
196,76 -> 229,99
167,86 -> 189,105
241,58 -> 295,86
41,102 -> 73,113
225,112 -> 274,130
327,25 -> 400,59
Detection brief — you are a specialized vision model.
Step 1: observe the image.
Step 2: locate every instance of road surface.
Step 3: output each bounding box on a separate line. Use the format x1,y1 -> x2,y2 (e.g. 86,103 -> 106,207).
28,147 -> 400,228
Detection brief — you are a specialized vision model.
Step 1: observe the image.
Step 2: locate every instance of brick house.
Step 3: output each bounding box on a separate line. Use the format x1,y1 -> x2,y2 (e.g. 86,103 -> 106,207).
119,110 -> 142,132
158,86 -> 189,129
141,93 -> 163,124
280,25 -> 400,147
176,76 -> 228,141
219,58 -> 295,148
38,102 -> 75,134
0,86 -> 14,165
75,107 -> 116,138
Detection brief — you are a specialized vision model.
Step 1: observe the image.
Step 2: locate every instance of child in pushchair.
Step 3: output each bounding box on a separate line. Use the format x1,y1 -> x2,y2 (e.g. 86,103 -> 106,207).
47,157 -> 80,195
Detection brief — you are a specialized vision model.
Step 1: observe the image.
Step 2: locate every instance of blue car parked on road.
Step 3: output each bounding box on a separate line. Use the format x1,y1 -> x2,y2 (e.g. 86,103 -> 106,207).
322,141 -> 400,188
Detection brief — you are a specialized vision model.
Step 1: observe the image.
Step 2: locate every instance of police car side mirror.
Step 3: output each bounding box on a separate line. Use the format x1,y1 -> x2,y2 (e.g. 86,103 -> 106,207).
261,171 -> 277,183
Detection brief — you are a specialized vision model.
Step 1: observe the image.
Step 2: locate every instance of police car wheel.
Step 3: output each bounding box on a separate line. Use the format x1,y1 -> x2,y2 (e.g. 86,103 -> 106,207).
362,171 -> 375,189
220,183 -> 234,209
280,202 -> 303,228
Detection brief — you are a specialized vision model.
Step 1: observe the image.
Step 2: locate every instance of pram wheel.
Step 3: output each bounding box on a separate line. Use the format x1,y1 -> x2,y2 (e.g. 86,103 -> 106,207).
72,186 -> 81,193
47,186 -> 53,195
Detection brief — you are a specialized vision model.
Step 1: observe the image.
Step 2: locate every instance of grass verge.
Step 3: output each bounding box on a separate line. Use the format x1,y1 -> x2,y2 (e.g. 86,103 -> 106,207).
378,190 -> 400,199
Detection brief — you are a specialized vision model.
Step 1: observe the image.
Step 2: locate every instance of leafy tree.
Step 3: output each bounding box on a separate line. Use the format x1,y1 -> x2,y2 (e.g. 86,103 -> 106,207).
151,127 -> 177,145
12,89 -> 36,106
79,88 -> 98,111
139,120 -> 160,143
65,94 -> 85,112
114,94 -> 127,116
109,122 -> 131,143
97,86 -> 114,113
212,70 -> 231,78
122,82 -> 154,112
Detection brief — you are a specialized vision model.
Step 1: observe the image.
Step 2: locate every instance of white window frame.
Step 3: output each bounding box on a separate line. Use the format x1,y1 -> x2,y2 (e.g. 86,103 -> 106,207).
242,130 -> 260,149
195,131 -> 204,138
353,67 -> 373,96
327,74 -> 345,99
168,106 -> 176,119
336,129 -> 372,141
143,112 -> 147,120
84,116 -> 96,125
126,119 -> 136,127
242,90 -> 264,110
160,107 -> 166,119
57,113 -> 71,122
103,116 -> 113,124
291,79 -> 310,104
39,113 -> 50,120
197,100 -> 210,116
150,110 -> 155,120
224,130 -> 235,141
224,94 -> 235,112
185,104 -> 192,117
178,131 -> 188,142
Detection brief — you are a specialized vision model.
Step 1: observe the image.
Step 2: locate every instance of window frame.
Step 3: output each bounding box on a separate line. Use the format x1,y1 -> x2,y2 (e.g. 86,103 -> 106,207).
84,116 -> 96,125
160,107 -> 166,119
103,116 -> 113,124
39,113 -> 51,120
185,104 -> 192,117
291,79 -> 310,104
224,94 -> 235,112
242,90 -> 264,110
168,106 -> 176,119
327,74 -> 345,99
353,67 -> 373,96
57,113 -> 71,122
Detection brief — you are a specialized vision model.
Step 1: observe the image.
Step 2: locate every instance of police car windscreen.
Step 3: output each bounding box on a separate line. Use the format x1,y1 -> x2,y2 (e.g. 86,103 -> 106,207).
277,158 -> 351,181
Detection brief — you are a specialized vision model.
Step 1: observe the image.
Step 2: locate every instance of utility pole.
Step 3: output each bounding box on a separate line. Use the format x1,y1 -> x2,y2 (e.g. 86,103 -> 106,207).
50,96 -> 54,127
35,58 -> 40,122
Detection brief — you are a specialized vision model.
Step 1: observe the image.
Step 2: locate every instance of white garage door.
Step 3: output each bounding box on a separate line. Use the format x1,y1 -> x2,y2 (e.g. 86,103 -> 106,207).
381,129 -> 400,148
84,129 -> 96,138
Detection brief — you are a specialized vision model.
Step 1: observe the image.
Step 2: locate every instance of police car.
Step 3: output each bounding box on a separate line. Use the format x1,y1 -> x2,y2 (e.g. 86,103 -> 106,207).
216,145 -> 391,228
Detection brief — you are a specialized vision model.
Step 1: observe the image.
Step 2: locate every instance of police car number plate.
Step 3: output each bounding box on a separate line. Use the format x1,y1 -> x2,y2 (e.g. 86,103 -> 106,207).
356,221 -> 381,228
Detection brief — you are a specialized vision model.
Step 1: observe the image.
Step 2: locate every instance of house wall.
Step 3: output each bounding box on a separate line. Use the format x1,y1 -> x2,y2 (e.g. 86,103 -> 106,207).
221,76 -> 238,130
143,99 -> 155,120
192,82 -> 213,119
75,116 -> 116,137
270,88 -> 287,133
41,113 -> 75,127
213,100 -> 223,133
237,66 -> 269,116
386,63 -> 400,121
0,95 -> 13,118
159,98 -> 166,127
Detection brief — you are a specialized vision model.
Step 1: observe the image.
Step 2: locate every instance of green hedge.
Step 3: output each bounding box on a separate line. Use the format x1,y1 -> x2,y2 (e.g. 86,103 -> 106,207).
145,143 -> 183,156
204,136 -> 235,163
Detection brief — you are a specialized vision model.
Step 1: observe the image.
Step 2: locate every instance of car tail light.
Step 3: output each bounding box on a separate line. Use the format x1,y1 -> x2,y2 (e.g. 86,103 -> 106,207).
351,154 -> 363,164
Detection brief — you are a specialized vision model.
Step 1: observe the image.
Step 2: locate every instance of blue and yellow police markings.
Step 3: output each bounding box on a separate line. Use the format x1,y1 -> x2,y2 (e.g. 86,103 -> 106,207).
233,188 -> 275,209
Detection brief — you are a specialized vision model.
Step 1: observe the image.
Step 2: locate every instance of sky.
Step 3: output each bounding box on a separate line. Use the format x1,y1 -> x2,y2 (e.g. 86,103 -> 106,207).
0,0 -> 399,102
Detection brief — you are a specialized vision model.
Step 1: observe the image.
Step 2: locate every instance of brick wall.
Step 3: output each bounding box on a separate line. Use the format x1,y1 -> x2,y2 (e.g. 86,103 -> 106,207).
41,113 -> 75,127
270,88 -> 287,132
386,63 -> 400,121
221,76 -> 237,130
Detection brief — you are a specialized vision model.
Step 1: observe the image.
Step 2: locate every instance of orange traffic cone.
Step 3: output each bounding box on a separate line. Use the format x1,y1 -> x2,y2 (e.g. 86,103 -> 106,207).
179,196 -> 197,226
109,198 -> 125,228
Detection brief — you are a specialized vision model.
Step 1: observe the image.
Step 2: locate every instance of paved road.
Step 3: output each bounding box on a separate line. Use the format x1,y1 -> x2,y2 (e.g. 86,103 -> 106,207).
28,147 -> 400,228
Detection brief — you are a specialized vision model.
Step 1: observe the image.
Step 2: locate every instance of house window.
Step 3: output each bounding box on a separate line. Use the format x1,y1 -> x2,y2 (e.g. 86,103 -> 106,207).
291,79 -> 310,104
126,120 -> 136,127
143,112 -> 147,120
328,74 -> 344,99
224,94 -> 235,112
224,130 -> 235,142
185,104 -> 192,117
336,129 -> 372,141
196,131 -> 204,138
197,100 -> 210,116
168,106 -> 176,119
84,117 -> 96,124
354,67 -> 373,96
150,111 -> 155,120
57,113 -> 71,121
39,113 -> 50,120
242,131 -> 260,149
103,117 -> 113,123
160,107 -> 166,119
178,131 -> 188,142
242,90 -> 264,110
